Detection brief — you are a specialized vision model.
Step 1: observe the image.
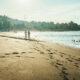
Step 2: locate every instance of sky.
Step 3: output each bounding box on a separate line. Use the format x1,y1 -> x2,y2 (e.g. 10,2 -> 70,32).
0,0 -> 80,24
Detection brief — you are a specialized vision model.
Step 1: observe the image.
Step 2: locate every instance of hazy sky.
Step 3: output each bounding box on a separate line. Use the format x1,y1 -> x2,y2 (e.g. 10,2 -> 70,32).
0,0 -> 80,24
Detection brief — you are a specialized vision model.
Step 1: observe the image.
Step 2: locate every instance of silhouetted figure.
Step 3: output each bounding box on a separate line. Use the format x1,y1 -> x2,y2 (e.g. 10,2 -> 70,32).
25,30 -> 27,40
72,40 -> 75,43
28,30 -> 30,40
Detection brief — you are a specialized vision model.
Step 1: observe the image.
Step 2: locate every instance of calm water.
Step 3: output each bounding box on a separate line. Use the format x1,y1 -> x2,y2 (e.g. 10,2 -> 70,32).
16,31 -> 80,49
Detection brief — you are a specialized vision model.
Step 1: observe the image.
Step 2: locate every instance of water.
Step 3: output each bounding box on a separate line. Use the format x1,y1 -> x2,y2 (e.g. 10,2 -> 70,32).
16,31 -> 80,49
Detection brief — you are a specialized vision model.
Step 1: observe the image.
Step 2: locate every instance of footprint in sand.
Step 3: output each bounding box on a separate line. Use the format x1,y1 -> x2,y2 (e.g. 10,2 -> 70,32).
16,56 -> 21,57
63,75 -> 69,80
73,78 -> 76,80
47,49 -> 51,52
34,48 -> 40,52
49,52 -> 53,54
60,67 -> 69,80
40,52 -> 44,54
12,52 -> 19,54
5,53 -> 10,55
75,58 -> 80,61
61,70 -> 68,75
59,52 -> 65,55
29,52 -> 33,53
49,54 -> 53,59
55,65 -> 59,69
37,49 -> 40,52
60,54 -> 63,57
50,61 -> 61,69
26,56 -> 35,59
47,49 -> 56,54
62,67 -> 67,70
66,58 -> 73,62
50,61 -> 59,69
54,50 -> 57,52
21,52 -> 26,54
56,62 -> 63,66
0,56 -> 6,58
74,63 -> 79,68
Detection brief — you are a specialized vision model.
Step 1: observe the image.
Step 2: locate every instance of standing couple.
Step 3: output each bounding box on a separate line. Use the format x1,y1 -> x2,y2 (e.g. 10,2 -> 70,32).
25,30 -> 30,40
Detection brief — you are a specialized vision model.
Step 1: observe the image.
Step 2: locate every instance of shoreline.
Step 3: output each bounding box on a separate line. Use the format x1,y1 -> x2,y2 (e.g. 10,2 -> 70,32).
0,31 -> 80,49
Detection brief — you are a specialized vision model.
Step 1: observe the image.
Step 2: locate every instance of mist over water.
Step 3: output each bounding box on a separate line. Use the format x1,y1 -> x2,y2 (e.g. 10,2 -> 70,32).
16,31 -> 80,49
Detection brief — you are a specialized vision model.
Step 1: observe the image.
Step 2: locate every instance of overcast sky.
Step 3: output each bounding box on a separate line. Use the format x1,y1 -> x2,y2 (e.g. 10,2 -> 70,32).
0,0 -> 80,24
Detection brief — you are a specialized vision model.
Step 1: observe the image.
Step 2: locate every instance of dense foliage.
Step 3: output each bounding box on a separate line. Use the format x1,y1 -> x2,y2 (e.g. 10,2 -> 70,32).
0,15 -> 80,31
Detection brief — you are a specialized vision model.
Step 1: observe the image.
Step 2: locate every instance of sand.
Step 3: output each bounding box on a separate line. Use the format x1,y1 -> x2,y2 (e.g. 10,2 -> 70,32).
0,32 -> 80,80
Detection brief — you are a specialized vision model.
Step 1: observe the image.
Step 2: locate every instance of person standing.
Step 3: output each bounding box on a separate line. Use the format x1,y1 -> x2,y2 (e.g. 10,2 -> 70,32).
25,29 -> 27,40
28,30 -> 30,40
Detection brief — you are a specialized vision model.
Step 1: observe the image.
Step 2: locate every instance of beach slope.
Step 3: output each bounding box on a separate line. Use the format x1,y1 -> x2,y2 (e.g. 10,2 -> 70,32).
0,33 -> 80,80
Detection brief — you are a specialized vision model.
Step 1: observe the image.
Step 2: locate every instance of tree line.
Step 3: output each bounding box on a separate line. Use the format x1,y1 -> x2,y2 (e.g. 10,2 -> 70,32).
0,15 -> 80,31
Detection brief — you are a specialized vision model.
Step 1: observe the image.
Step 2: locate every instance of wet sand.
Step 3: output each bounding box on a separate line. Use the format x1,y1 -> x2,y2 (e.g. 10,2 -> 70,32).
0,32 -> 80,80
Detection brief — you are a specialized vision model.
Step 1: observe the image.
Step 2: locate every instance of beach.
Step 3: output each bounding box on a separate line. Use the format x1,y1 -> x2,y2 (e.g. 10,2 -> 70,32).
0,32 -> 80,80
